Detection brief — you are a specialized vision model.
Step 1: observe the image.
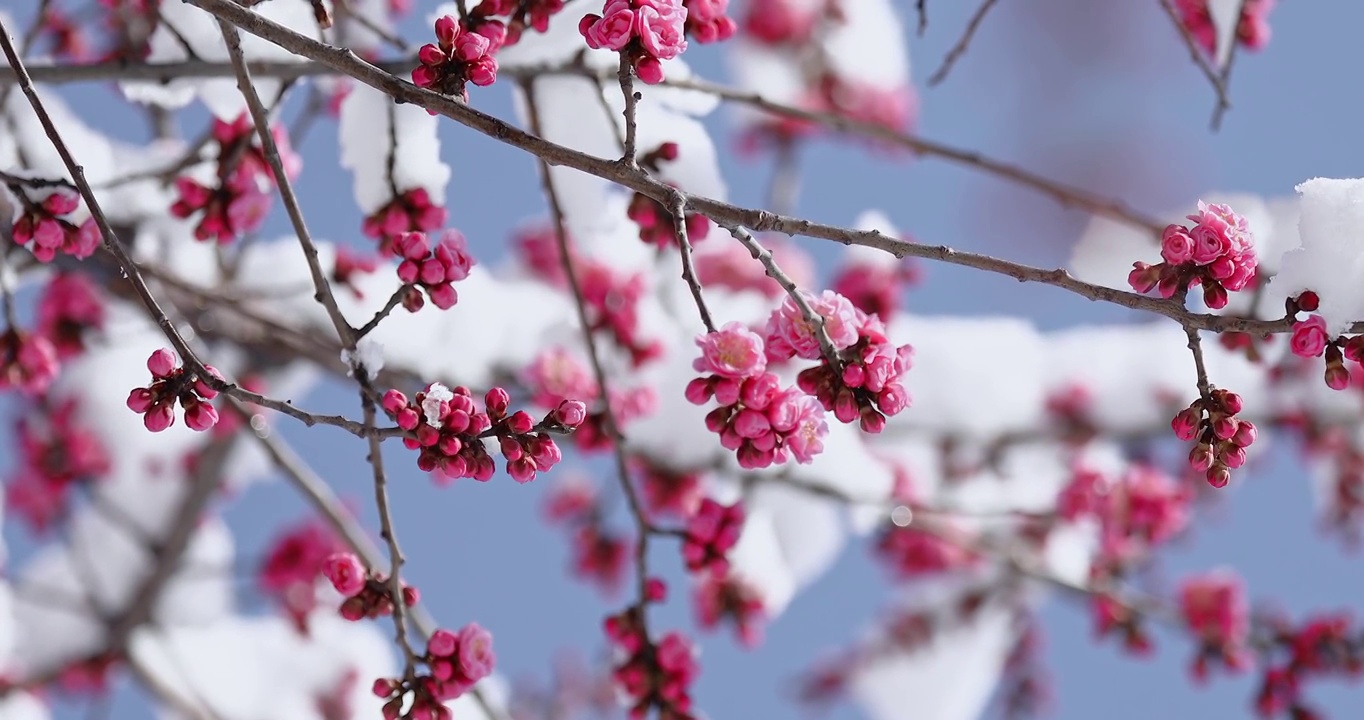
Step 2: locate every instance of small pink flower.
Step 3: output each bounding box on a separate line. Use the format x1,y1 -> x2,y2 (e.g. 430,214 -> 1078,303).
635,3 -> 688,61
1290,315 -> 1331,358
457,622 -> 496,681
694,322 -> 767,378
581,3 -> 635,50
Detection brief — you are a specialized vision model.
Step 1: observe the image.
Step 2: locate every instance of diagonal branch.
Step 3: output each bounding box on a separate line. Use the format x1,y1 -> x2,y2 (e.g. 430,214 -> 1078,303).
523,78 -> 660,616
217,19 -> 357,350
926,0 -> 1002,86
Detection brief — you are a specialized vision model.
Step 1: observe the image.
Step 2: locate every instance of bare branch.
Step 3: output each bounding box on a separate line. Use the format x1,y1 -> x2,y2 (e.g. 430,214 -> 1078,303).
523,78 -> 660,614
217,19 -> 358,349
668,192 -> 716,334
616,54 -> 639,166
926,0 -> 1001,86
1157,0 -> 1231,126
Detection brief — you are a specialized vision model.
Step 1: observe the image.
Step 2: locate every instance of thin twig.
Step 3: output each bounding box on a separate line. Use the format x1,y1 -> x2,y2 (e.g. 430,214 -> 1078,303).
1210,0 -> 1250,130
5,54 -> 1166,236
668,192 -> 716,333
236,401 -> 508,720
356,284 -> 411,338
162,0 -> 1356,343
1157,0 -> 1231,125
1185,324 -> 1211,397
725,225 -> 841,366
926,0 -> 1001,86
217,19 -> 357,350
0,19 -> 393,441
360,380 -> 421,670
524,80 -> 658,613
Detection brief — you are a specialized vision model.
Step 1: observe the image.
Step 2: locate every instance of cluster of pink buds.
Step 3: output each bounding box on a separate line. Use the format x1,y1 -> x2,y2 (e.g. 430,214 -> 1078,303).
36,272 -> 105,358
762,291 -> 912,432
8,186 -> 99,262
634,458 -> 703,519
1128,202 -> 1258,310
383,383 -> 585,483
322,552 -> 420,621
1289,311 -> 1363,391
6,399 -> 111,533
686,322 -> 829,468
521,347 -> 656,452
511,230 -> 663,365
579,0 -> 689,85
1093,591 -> 1153,656
693,572 -> 765,647
171,114 -> 299,244
259,520 -> 346,631
1179,571 -> 1253,681
682,0 -> 735,42
412,15 -> 501,103
0,326 -> 59,395
741,0 -> 822,45
331,247 -> 379,300
393,230 -> 476,312
681,497 -> 744,574
829,247 -> 921,323
373,623 -> 495,719
1175,0 -> 1274,58
542,477 -> 629,595
579,262 -> 662,366
873,522 -> 978,579
694,236 -> 814,299
604,607 -> 700,719
467,0 -> 567,45
1254,612 -> 1364,719
125,349 -> 222,432
36,7 -> 90,61
1172,388 -> 1257,488
625,144 -> 711,249
171,171 -> 270,243
362,188 -> 448,248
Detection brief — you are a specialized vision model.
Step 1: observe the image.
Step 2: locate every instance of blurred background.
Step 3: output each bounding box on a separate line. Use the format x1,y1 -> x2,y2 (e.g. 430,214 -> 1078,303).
6,0 -> 1364,718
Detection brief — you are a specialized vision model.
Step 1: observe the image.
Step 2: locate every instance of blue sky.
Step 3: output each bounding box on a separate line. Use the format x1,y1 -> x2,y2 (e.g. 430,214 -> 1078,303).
8,0 -> 1364,719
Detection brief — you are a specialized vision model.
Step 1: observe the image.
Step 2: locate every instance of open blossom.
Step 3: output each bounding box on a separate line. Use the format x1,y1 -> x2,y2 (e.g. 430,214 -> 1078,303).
770,302 -> 913,433
579,0 -> 689,84
764,291 -> 862,361
694,322 -> 766,378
